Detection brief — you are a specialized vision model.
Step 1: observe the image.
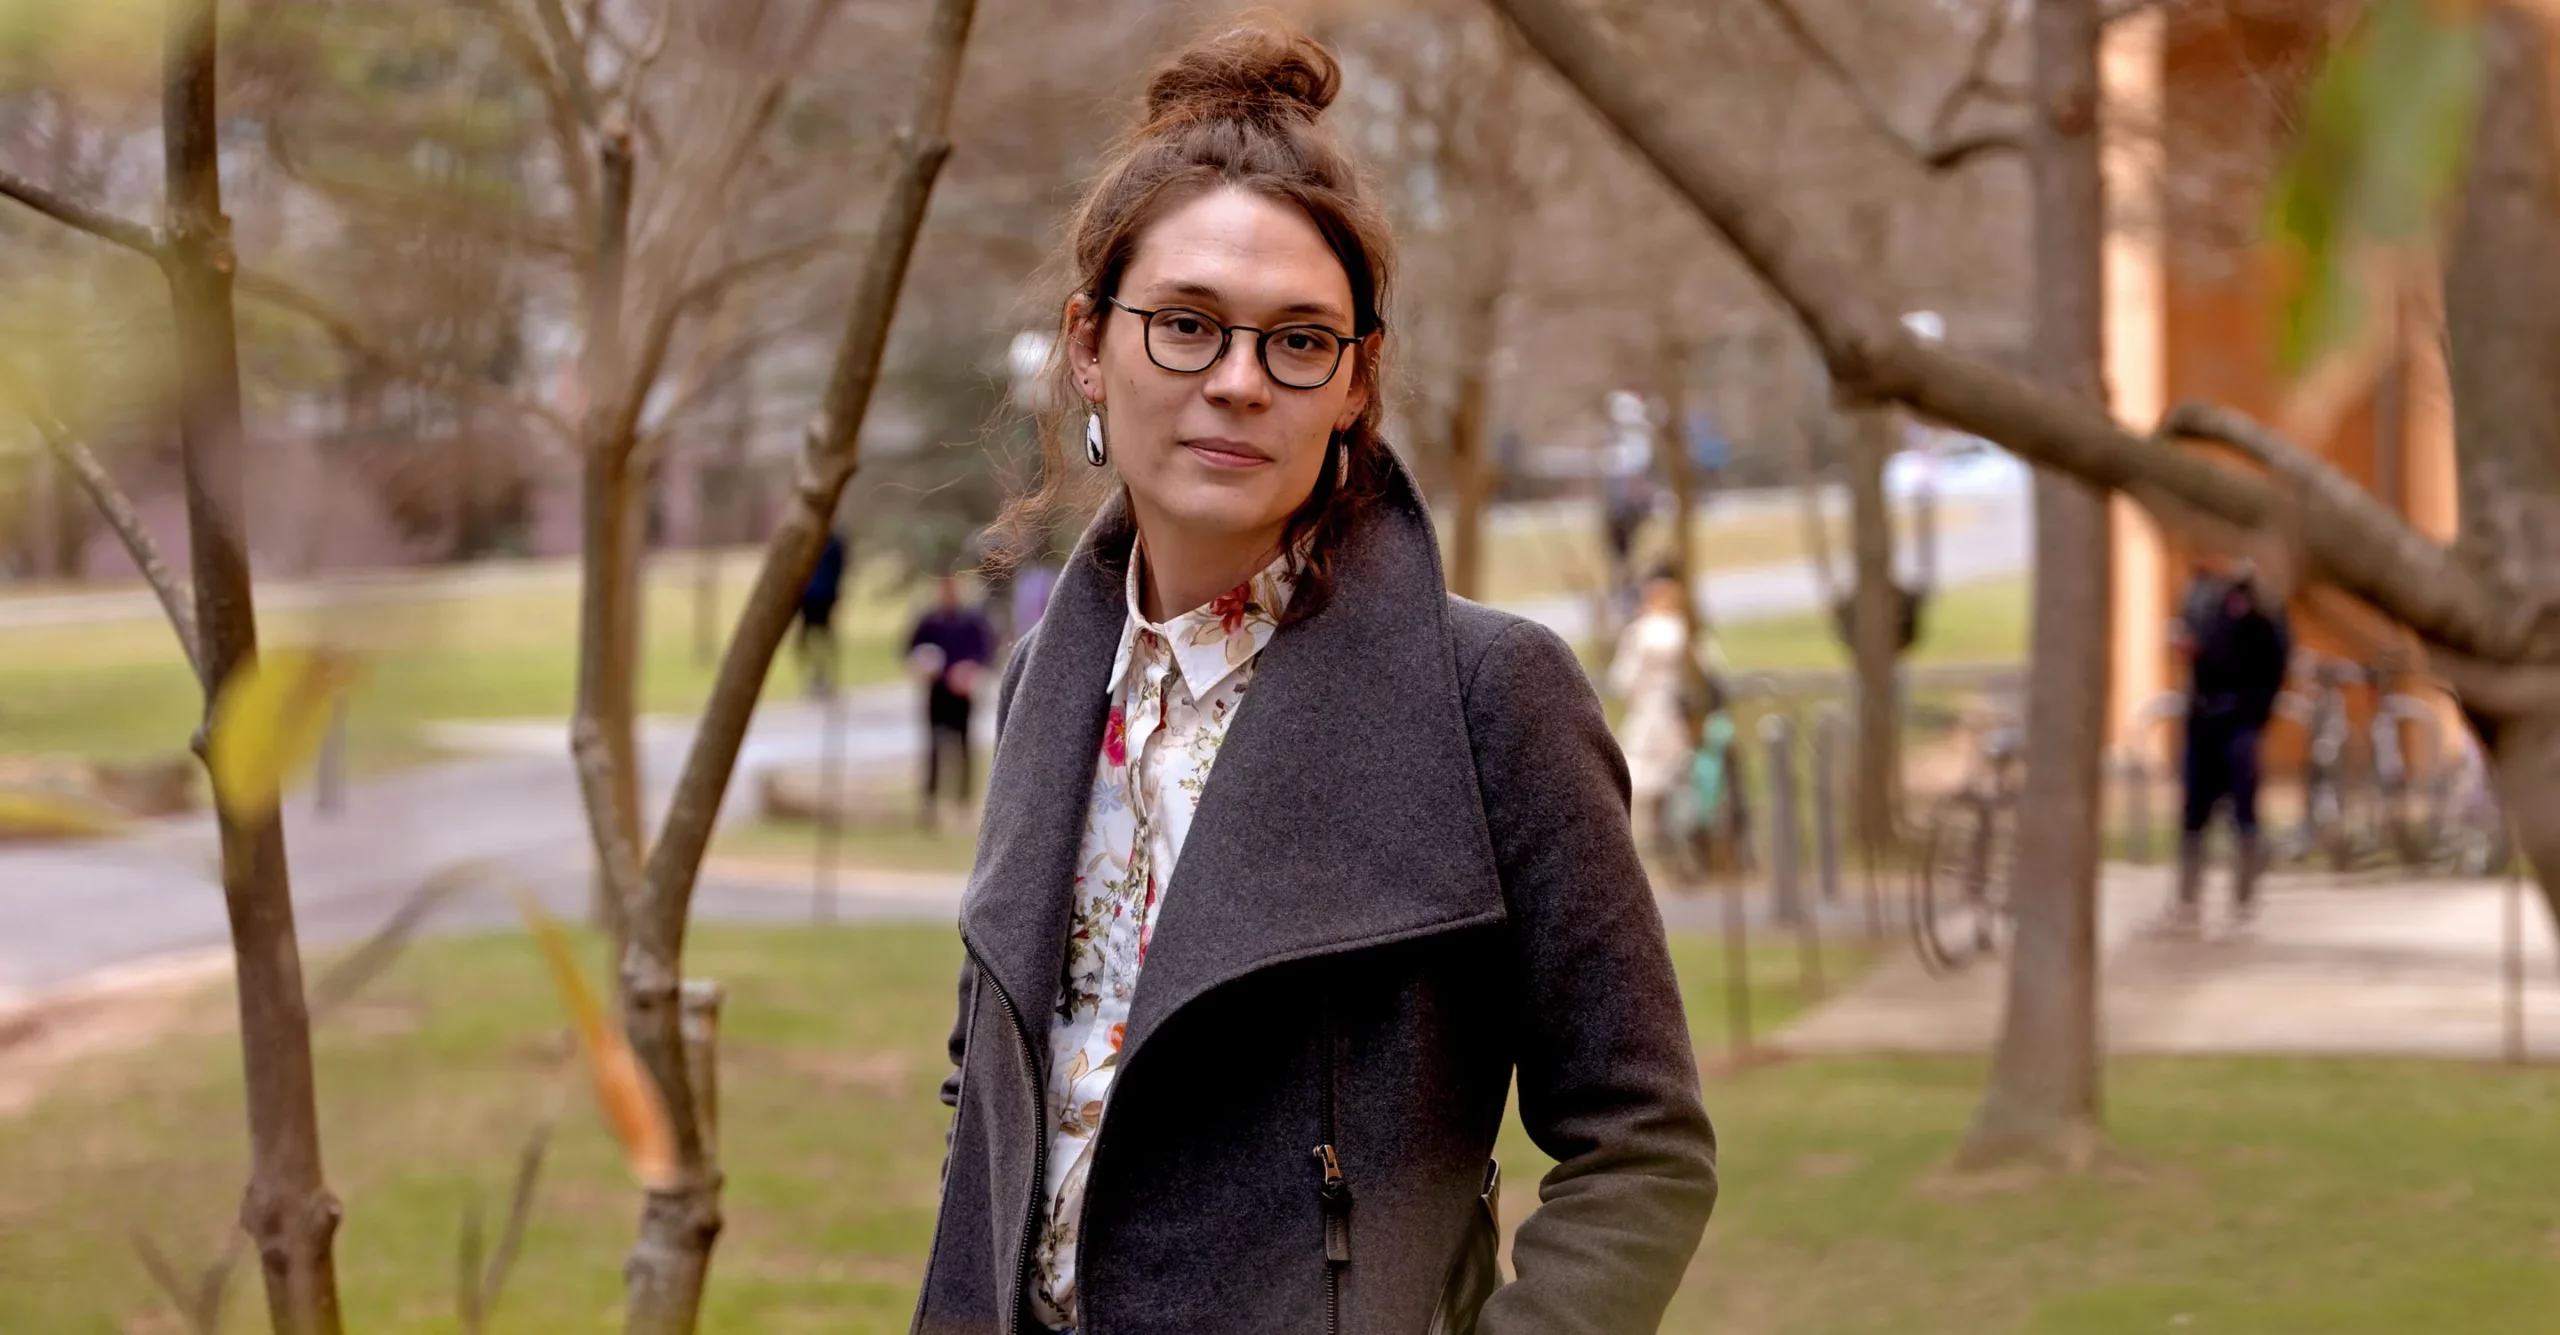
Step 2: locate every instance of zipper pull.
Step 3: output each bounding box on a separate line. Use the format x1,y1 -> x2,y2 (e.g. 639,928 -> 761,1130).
1312,1144 -> 1351,1263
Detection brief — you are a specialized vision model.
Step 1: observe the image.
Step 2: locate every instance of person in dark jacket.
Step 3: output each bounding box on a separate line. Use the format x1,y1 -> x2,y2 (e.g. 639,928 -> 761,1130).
2167,561 -> 2292,931
798,530 -> 848,698
912,19 -> 1715,1335
908,573 -> 995,828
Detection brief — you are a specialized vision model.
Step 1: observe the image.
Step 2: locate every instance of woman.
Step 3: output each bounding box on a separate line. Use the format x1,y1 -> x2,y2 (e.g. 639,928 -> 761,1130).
917,20 -> 1717,1335
1609,570 -> 1706,851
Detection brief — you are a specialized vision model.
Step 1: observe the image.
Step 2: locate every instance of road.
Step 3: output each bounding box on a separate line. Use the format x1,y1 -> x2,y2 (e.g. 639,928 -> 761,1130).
0,488 -> 2029,1007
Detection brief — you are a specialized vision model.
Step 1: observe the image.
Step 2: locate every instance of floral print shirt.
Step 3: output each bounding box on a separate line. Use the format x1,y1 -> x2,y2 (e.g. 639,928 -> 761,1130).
1029,548 -> 1295,1331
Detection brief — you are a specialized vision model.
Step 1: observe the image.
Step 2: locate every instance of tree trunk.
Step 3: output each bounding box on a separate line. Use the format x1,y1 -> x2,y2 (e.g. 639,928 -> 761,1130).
1652,316 -> 1711,736
164,0 -> 346,1325
1446,369 -> 1490,600
1958,0 -> 2112,1171
2446,12 -> 2560,912
1846,403 -> 1901,848
578,129 -> 638,939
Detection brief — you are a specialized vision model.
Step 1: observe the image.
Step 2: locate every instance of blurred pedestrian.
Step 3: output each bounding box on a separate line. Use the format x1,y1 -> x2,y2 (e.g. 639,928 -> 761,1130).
906,572 -> 994,828
917,18 -> 1714,1333
2161,559 -> 2291,933
1609,568 -> 1699,853
797,529 -> 847,699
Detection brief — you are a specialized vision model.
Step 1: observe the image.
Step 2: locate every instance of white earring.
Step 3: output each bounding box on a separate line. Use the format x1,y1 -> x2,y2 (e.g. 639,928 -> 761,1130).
1085,412 -> 1108,468
1334,432 -> 1351,487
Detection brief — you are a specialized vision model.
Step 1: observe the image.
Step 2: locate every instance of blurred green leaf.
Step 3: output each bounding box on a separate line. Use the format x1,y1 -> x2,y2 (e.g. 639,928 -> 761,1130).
2266,0 -> 2482,376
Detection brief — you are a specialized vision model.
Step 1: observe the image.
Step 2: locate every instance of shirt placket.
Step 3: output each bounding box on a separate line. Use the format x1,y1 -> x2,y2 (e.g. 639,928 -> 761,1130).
1120,630 -> 1177,959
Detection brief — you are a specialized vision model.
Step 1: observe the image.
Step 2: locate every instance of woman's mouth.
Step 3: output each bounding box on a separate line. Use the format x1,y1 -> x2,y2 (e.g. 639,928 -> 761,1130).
1181,438 -> 1272,469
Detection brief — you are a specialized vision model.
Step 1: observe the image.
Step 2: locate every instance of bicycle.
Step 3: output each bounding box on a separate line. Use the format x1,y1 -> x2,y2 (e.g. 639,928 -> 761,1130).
2274,653 -> 2450,871
1910,716 -> 2023,975
2435,729 -> 2512,878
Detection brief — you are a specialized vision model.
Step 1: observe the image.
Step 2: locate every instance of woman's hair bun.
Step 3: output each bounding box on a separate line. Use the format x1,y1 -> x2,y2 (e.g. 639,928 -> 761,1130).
1143,16 -> 1341,130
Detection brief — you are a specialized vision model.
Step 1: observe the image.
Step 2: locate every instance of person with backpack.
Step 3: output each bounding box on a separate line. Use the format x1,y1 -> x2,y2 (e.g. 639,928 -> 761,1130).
2162,560 -> 2292,933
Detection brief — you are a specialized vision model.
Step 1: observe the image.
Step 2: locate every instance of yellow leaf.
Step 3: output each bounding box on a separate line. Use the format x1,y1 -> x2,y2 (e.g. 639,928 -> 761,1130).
517,895 -> 680,1191
0,787 -> 131,840
205,646 -> 367,821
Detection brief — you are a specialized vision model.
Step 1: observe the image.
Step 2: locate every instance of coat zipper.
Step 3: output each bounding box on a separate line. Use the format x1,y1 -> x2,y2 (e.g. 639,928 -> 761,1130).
966,941 -> 1047,1335
1313,998 -> 1350,1335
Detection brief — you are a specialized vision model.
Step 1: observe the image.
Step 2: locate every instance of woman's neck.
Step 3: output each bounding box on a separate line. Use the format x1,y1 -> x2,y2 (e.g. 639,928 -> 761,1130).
1134,522 -> 1284,623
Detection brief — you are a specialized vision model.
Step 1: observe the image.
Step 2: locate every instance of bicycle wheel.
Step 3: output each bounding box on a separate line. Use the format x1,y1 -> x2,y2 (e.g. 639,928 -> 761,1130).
1914,796 -> 2004,975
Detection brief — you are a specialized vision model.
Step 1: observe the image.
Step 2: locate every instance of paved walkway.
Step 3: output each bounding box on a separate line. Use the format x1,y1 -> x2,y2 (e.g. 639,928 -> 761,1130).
0,495 -> 2028,1011
1774,867 -> 2560,1062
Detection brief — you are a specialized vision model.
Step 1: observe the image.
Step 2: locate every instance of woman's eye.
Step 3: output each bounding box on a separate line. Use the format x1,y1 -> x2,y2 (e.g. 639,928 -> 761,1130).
1162,314 -> 1211,337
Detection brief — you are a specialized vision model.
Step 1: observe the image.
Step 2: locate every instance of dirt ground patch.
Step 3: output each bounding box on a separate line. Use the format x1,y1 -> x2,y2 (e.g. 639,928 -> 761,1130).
0,954 -> 231,1119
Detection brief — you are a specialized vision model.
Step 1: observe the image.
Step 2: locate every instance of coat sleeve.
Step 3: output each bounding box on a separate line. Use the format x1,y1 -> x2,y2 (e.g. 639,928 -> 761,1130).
1464,619 -> 1719,1335
940,629 -> 1036,1116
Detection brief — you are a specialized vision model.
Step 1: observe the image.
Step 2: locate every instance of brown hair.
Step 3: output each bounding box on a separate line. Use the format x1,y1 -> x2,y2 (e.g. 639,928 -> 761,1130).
990,13 -> 1398,622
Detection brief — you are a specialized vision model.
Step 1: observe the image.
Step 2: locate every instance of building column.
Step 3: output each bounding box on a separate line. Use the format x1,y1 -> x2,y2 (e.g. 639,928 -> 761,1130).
2104,5 -> 2171,756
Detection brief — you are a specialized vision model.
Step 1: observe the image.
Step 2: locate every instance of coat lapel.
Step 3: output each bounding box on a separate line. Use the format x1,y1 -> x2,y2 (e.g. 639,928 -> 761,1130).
957,503 -> 1127,1050
1124,464 -> 1506,1059
957,458 -> 1510,1075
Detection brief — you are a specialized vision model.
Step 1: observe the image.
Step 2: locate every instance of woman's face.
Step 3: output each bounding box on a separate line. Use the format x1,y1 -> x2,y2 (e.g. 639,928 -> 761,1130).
1072,187 -> 1370,561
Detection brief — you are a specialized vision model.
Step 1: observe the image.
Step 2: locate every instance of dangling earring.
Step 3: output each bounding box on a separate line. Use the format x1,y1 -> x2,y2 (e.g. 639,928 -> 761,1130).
1085,411 -> 1108,467
1333,432 -> 1352,487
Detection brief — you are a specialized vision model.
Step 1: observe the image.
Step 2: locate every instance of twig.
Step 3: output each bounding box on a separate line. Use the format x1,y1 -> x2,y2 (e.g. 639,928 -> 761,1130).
0,166 -> 163,259
460,0 -> 599,233
1753,0 -> 2026,174
2101,0 -> 2178,25
0,368 -> 204,683
306,861 -> 493,1023
132,1230 -> 243,1335
674,229 -> 862,313
235,270 -> 577,447
531,0 -> 603,127
459,1118 -> 555,1334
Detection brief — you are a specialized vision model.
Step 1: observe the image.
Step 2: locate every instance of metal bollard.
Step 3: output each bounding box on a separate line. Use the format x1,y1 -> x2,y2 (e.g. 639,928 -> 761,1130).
1762,714 -> 1803,928
2124,750 -> 2153,865
1812,707 -> 1845,904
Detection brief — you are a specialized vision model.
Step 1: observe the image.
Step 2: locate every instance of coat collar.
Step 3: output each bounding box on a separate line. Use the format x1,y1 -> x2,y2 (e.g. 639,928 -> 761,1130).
1106,542 -> 1296,700
959,456 -> 1507,1068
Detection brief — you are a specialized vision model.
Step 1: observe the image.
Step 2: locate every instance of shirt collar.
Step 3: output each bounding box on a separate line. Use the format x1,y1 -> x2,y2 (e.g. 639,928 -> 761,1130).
1107,543 -> 1298,697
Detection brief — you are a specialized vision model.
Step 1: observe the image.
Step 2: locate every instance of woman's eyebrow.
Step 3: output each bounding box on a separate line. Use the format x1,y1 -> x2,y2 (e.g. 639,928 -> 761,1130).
1144,279 -> 1349,326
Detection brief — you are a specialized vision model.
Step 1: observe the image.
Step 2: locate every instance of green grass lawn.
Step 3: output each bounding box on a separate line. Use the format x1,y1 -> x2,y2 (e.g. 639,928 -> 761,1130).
1465,501 -> 1973,609
713,813 -> 982,877
0,556 -> 917,774
7,924 -> 2558,1333
1712,573 -> 2030,673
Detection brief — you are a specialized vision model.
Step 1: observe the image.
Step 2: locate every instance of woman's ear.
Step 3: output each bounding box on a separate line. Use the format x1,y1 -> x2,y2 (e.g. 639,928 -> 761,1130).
1066,297 -> 1105,405
1332,335 -> 1375,432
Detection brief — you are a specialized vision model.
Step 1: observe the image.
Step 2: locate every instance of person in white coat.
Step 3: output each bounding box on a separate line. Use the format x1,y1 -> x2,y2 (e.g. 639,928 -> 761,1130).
1609,570 -> 1714,850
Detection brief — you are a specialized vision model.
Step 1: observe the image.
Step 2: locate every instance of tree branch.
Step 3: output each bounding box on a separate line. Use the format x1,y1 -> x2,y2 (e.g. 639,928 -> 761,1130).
0,166 -> 163,258
235,270 -> 576,446
1488,0 -> 2524,662
2100,0 -> 2178,25
0,369 -> 205,683
640,0 -> 976,952
460,0 -> 598,237
1753,0 -> 2026,174
530,0 -> 604,128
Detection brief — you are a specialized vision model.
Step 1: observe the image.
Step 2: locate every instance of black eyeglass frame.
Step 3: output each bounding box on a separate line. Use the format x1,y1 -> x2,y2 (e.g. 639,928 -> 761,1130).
1103,295 -> 1368,390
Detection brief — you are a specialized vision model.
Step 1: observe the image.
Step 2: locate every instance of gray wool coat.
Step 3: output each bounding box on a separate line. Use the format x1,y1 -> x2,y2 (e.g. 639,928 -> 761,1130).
912,463 -> 1718,1335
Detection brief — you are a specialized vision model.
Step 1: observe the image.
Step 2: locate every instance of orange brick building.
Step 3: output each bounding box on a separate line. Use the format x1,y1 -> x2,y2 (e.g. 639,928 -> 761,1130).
2100,5 -> 2457,755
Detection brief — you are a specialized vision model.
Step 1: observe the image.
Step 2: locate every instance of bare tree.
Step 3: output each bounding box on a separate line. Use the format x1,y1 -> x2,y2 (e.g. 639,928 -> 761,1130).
570,0 -> 981,1327
1754,0 -> 2033,849
1961,0 -> 2113,1171
0,0 -> 346,1326
1488,0 -> 2560,926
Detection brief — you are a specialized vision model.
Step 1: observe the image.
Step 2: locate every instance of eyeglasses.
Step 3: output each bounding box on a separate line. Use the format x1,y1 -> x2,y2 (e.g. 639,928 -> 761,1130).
1105,296 -> 1358,390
